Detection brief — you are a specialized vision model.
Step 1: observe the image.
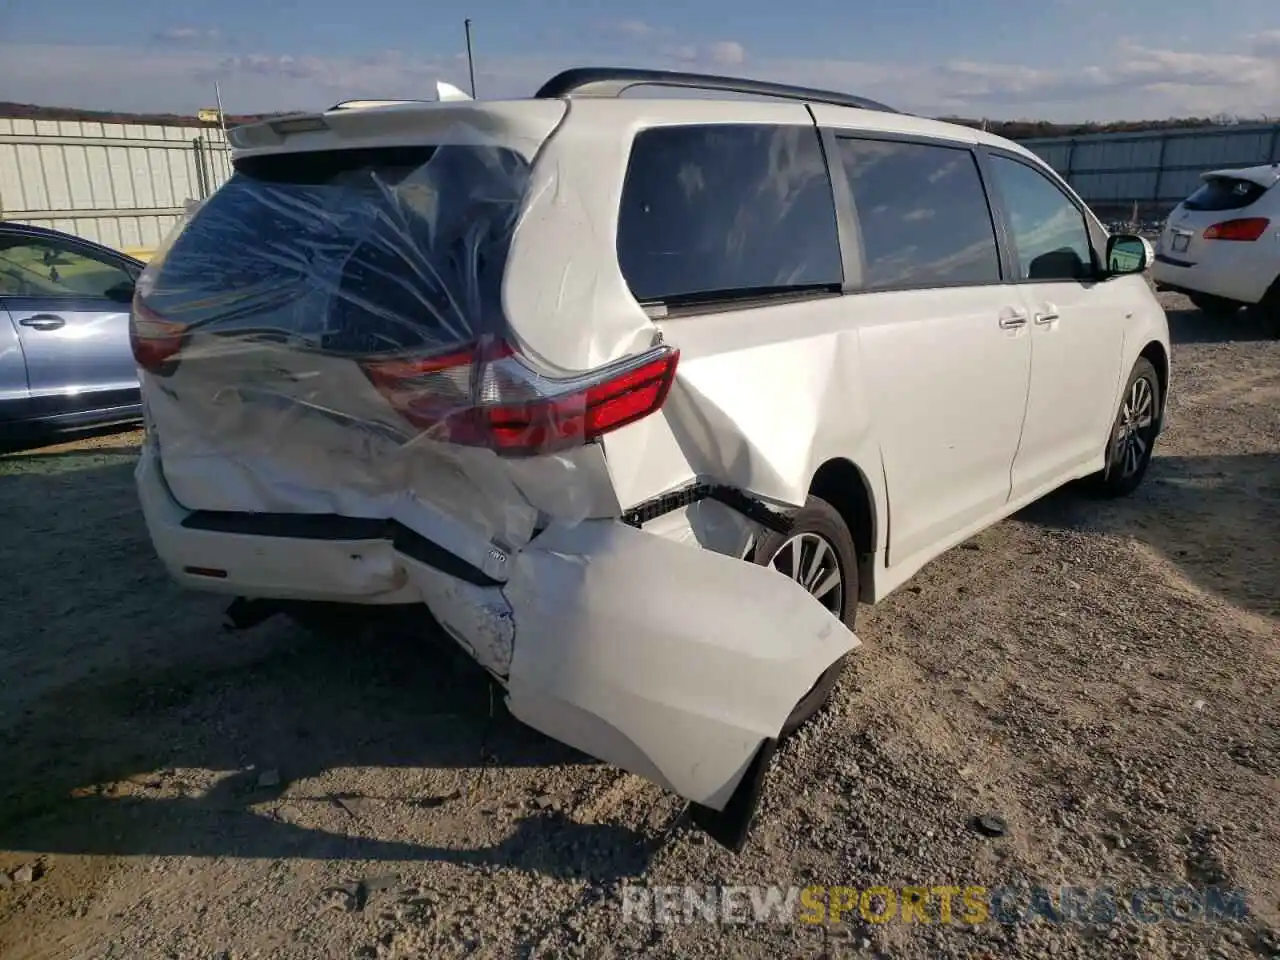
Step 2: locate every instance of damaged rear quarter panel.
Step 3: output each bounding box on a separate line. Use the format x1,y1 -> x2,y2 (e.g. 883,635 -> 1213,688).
501,518 -> 859,810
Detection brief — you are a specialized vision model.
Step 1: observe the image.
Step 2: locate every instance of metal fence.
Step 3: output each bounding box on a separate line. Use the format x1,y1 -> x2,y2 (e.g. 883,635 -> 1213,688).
1020,122 -> 1280,218
0,117 -> 232,257
6,114 -> 1279,254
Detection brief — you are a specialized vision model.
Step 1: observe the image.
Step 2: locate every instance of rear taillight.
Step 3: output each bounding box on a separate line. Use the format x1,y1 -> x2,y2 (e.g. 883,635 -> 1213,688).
130,297 -> 188,374
359,341 -> 679,456
1202,217 -> 1270,241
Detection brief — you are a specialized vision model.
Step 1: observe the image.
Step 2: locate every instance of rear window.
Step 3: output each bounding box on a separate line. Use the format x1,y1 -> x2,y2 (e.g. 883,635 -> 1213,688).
616,124 -> 843,306
143,145 -> 532,354
1182,176 -> 1268,212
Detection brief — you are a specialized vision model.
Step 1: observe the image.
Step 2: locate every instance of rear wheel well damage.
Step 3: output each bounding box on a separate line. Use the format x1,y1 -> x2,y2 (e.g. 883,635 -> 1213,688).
808,458 -> 876,602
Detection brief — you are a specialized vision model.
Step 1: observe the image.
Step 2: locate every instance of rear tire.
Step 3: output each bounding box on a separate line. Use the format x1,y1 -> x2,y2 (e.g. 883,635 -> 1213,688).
751,495 -> 858,738
1188,292 -> 1242,318
1088,358 -> 1161,498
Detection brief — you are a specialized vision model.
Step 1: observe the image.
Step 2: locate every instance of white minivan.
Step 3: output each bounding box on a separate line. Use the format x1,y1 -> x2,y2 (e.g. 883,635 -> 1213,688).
130,68 -> 1171,848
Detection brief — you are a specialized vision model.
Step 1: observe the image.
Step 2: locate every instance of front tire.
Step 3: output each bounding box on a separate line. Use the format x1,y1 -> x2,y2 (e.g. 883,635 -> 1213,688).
1089,358 -> 1161,498
751,495 -> 858,737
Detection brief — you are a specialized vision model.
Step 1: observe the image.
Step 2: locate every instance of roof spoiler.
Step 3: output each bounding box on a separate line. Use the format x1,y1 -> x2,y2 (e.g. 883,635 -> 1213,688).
328,82 -> 473,112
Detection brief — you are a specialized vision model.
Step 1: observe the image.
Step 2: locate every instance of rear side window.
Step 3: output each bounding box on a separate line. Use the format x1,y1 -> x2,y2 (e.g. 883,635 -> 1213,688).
0,234 -> 135,300
616,125 -> 843,305
835,138 -> 1001,290
143,145 -> 531,354
1183,177 -> 1268,212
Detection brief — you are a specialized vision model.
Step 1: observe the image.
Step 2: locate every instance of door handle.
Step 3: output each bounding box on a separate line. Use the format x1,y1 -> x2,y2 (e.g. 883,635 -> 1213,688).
19,314 -> 65,331
1034,312 -> 1061,325
998,312 -> 1028,330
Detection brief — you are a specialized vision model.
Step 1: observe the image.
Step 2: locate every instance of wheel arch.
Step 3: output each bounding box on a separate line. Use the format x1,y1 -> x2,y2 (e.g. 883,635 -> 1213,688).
808,457 -> 878,602
1138,339 -> 1170,428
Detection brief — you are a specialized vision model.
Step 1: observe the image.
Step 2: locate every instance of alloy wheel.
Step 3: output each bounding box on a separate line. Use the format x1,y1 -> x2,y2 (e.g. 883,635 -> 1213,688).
768,531 -> 844,615
1112,375 -> 1156,479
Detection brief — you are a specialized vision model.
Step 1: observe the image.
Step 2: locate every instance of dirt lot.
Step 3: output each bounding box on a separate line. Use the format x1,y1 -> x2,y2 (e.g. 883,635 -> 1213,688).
0,293 -> 1277,960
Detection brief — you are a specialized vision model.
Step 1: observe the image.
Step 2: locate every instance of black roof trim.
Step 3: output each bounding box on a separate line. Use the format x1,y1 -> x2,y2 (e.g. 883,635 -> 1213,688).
534,67 -> 898,114
0,220 -> 144,265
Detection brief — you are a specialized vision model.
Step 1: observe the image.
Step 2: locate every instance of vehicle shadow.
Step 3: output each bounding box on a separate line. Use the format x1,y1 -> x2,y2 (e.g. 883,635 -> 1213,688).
0,421 -> 142,455
1166,305 -> 1277,344
0,448 -> 661,881
1017,453 -> 1280,619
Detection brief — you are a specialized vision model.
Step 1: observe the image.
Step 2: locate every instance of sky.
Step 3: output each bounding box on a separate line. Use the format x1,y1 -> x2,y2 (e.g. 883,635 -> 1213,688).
1,0 -> 1279,122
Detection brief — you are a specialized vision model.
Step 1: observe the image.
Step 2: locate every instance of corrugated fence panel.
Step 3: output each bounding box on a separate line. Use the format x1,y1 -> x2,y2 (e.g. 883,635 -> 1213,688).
1026,142 -> 1072,169
4,114 -> 1277,246
1162,130 -> 1275,169
1071,136 -> 1162,171
1157,168 -> 1209,202
1021,122 -> 1280,211
1071,169 -> 1160,202
0,115 -> 232,253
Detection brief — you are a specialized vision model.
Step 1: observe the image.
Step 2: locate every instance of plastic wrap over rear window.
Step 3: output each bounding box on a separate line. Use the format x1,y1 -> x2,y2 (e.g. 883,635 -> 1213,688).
140,145 -> 532,354
616,124 -> 843,305
1183,177 -> 1268,212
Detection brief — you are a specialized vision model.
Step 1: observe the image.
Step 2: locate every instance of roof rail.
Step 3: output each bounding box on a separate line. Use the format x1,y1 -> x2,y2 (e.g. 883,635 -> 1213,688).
534,67 -> 898,114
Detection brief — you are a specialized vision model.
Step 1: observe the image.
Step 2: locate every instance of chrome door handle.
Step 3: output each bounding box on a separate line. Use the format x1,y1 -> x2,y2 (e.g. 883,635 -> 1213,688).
998,313 -> 1028,330
1034,312 -> 1060,325
19,314 -> 65,331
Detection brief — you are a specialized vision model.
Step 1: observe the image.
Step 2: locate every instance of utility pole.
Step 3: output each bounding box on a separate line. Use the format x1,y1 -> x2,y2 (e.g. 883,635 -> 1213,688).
213,79 -> 230,185
464,19 -> 477,98
214,82 -> 228,140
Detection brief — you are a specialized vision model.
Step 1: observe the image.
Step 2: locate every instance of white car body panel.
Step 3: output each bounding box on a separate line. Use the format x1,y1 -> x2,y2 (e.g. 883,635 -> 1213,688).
132,86 -> 1171,838
1009,277 -> 1126,498
1198,165 -> 1280,190
503,519 -> 855,808
850,286 -> 1031,568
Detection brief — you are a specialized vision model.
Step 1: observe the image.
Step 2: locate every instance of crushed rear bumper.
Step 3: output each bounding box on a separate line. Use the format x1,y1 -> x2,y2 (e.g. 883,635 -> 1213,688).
137,446 -> 858,846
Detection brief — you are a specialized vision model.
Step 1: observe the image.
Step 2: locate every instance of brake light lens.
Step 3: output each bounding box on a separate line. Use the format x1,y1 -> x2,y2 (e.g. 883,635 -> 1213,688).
130,297 -> 188,374
1202,217 -> 1270,241
360,341 -> 679,456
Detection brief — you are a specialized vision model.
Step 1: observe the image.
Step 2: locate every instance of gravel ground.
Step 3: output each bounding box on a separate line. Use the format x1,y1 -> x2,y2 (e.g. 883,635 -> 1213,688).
0,292 -> 1277,960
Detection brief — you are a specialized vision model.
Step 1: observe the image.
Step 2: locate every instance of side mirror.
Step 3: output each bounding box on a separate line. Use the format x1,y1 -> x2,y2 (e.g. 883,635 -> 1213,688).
1105,234 -> 1153,276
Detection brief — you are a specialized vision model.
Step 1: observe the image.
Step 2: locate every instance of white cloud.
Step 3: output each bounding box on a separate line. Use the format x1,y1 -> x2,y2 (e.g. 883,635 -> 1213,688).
660,44 -> 699,64
660,41 -> 747,68
1251,30 -> 1280,57
153,27 -> 223,44
705,41 -> 746,67
916,41 -> 1280,117
0,36 -> 1278,122
606,19 -> 655,40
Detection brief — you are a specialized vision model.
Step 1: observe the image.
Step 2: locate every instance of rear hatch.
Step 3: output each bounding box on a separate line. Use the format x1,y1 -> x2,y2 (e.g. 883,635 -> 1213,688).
1160,168 -> 1278,263
132,103 -> 677,575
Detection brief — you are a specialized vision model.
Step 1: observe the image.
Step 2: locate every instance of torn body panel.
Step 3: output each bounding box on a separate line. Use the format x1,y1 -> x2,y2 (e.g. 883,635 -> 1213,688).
503,518 -> 857,809
138,443 -> 857,815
